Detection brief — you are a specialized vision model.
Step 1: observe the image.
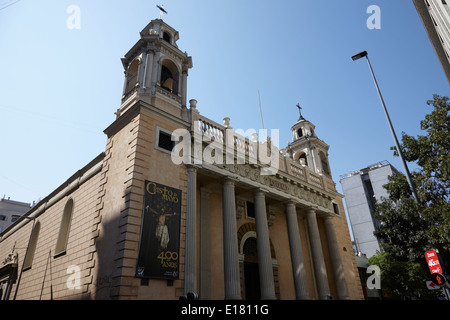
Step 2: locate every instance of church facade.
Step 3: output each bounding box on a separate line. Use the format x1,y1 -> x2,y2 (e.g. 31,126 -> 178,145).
0,19 -> 363,300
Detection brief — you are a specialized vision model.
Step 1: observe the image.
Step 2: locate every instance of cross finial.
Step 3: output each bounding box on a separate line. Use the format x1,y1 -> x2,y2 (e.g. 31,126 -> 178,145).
156,4 -> 168,19
296,103 -> 303,118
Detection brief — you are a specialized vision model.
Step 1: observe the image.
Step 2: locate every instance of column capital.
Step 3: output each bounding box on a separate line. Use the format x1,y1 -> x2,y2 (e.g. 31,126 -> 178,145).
223,176 -> 239,185
306,206 -> 319,216
200,187 -> 212,197
186,164 -> 200,172
253,187 -> 270,196
284,199 -> 297,207
323,213 -> 336,221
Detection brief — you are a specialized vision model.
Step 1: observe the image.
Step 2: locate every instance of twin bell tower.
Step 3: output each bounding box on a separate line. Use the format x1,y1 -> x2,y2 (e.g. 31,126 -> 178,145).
117,17 -> 193,120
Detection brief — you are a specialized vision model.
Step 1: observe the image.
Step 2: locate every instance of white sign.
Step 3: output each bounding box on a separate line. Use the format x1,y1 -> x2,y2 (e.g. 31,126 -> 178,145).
426,281 -> 440,290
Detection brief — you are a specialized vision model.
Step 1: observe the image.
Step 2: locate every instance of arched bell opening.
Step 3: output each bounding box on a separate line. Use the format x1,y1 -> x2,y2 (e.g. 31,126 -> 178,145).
124,59 -> 140,96
319,151 -> 331,176
159,59 -> 179,95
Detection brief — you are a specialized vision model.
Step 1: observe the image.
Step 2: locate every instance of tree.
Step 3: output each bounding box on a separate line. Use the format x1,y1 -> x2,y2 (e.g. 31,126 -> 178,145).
372,95 -> 449,298
367,252 -> 438,300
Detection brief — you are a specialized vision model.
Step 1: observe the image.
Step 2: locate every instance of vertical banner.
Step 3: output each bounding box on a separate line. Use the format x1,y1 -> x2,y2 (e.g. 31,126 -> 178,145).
425,249 -> 443,274
136,180 -> 181,279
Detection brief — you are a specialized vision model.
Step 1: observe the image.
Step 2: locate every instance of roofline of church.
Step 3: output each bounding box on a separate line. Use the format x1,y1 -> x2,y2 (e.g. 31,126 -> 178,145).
0,153 -> 105,241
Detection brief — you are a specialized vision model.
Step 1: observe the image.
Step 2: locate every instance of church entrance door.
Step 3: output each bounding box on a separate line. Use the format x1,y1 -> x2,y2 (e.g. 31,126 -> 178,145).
244,261 -> 260,300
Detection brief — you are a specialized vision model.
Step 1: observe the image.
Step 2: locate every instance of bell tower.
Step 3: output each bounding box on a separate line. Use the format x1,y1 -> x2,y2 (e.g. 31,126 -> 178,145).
285,105 -> 332,177
117,18 -> 193,119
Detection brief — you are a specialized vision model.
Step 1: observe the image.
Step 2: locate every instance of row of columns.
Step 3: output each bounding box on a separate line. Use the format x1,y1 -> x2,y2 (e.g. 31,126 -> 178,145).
185,166 -> 349,300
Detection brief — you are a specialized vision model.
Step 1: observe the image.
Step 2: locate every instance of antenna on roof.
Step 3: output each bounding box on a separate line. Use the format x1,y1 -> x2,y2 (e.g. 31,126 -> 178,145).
258,90 -> 265,131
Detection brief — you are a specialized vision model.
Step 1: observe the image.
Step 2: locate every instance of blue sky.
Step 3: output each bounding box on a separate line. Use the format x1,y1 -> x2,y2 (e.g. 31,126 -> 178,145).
0,0 -> 448,209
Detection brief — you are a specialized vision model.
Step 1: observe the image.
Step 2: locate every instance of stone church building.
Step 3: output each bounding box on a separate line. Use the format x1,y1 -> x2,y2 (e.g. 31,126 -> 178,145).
0,19 -> 363,300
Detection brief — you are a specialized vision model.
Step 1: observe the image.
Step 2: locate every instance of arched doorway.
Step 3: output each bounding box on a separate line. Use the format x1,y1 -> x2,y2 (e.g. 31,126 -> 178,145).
242,236 -> 260,300
238,223 -> 279,300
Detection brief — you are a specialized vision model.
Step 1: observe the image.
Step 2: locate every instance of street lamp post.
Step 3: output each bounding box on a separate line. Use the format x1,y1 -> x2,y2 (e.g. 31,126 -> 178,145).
352,50 -> 419,203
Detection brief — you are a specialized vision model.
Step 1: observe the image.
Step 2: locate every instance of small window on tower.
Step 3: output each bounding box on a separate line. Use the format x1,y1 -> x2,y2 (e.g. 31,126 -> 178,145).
299,153 -> 308,166
320,151 -> 330,175
155,126 -> 174,153
163,32 -> 171,43
297,128 -> 303,138
158,131 -> 174,152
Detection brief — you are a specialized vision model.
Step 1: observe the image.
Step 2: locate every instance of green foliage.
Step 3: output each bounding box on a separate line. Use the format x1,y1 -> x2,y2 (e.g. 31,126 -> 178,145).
372,95 -> 449,299
368,252 -> 438,299
391,94 -> 450,203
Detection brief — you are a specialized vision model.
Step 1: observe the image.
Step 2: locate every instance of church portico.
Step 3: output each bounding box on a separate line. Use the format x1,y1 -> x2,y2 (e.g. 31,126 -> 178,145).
191,145 -> 350,299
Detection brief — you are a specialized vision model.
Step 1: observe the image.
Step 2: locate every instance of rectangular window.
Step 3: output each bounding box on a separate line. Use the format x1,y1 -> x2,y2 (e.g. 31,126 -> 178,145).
155,126 -> 174,153
333,203 -> 340,215
246,201 -> 255,219
158,131 -> 174,151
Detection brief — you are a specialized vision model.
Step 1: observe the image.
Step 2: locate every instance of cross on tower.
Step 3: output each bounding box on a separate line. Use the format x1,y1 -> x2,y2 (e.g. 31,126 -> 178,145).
296,103 -> 303,118
156,4 -> 167,19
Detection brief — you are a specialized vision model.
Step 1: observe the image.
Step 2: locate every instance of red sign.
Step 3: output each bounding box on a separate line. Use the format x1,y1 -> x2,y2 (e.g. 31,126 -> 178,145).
425,249 -> 443,274
431,273 -> 447,286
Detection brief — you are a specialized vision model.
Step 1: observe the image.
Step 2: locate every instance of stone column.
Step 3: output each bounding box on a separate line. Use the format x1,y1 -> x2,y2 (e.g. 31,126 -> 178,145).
222,178 -> 241,300
310,146 -> 319,173
143,50 -> 154,89
185,165 -> 197,295
150,50 -> 161,94
285,201 -> 309,299
181,67 -> 188,108
324,215 -> 350,300
137,54 -> 146,89
254,190 -> 276,300
200,188 -> 211,299
121,70 -> 127,98
306,208 -> 330,299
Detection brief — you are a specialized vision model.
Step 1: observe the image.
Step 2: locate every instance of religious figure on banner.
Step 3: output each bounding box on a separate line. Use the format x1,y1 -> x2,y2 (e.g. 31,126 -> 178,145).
136,181 -> 181,279
147,206 -> 174,250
